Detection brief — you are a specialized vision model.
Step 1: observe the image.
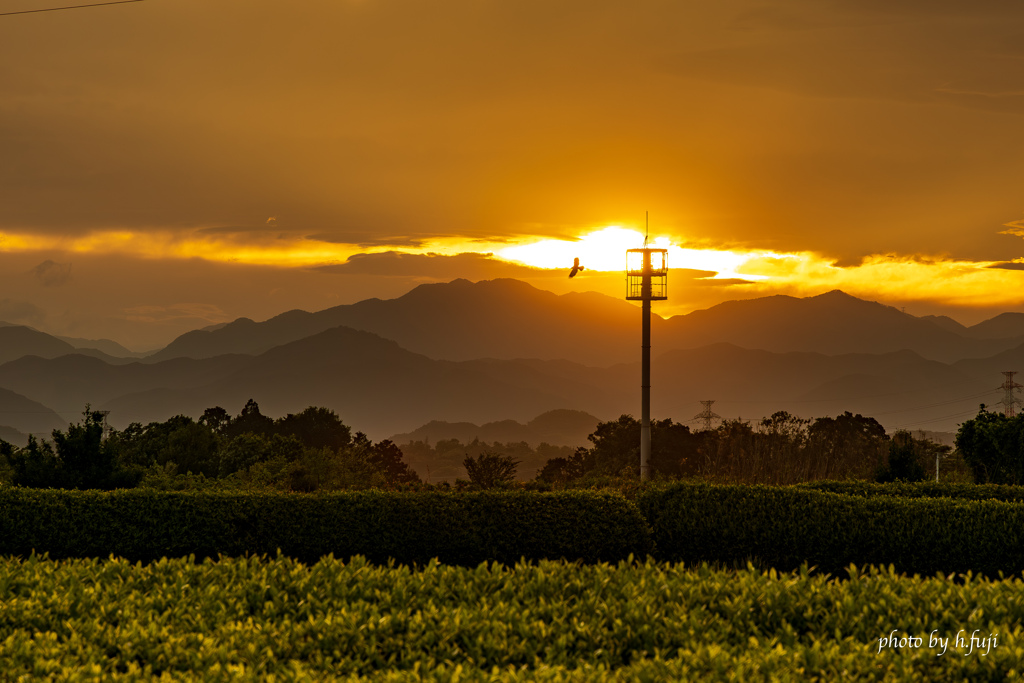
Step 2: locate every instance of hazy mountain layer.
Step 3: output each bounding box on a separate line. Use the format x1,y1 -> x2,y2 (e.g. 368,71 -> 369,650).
0,386 -> 67,441
0,323 -> 1014,439
388,409 -> 601,448
148,280 -> 1024,366
148,279 -> 646,366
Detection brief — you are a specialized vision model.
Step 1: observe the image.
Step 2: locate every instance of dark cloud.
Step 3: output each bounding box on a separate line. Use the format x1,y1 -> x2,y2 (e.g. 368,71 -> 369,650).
987,262 -> 1024,271
0,299 -> 43,325
305,233 -> 431,249
31,260 -> 72,287
315,252 -> 554,279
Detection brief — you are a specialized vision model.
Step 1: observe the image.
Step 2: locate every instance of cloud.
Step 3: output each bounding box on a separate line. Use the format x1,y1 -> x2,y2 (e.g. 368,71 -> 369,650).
1001,219 -> 1024,237
0,298 -> 44,325
31,260 -> 72,287
315,251 -> 554,279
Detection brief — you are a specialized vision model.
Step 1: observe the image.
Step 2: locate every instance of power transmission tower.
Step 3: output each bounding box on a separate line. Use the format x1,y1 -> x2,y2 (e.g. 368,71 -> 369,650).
999,371 -> 1024,417
693,400 -> 721,431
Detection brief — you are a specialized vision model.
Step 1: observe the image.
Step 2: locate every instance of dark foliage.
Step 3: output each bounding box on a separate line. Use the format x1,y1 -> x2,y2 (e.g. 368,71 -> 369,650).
0,488 -> 652,566
4,409 -> 141,490
956,405 -> 1024,485
463,452 -> 519,488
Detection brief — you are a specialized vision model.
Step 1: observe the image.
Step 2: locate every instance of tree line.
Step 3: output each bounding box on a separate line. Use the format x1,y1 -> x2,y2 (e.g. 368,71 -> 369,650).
536,411 -> 959,486
2,403 -> 997,491
0,400 -> 419,491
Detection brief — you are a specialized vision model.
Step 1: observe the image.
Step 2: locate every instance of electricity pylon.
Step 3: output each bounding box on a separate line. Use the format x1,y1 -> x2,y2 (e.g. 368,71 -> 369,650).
999,371 -> 1024,417
693,400 -> 721,432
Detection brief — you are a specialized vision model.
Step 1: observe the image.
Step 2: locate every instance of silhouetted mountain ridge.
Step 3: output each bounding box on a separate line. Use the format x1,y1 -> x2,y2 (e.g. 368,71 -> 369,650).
388,409 -> 600,447
148,280 -> 1024,366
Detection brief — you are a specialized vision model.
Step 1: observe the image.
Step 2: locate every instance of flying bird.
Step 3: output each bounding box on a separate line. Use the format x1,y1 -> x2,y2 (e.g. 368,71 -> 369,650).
569,257 -> 585,278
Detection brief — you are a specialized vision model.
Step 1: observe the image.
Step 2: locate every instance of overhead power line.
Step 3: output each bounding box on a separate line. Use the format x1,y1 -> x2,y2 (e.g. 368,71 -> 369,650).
0,0 -> 144,17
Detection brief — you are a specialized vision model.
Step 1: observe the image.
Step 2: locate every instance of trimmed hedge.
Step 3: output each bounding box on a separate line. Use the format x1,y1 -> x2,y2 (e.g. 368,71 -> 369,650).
798,480 -> 1024,502
7,484 -> 1024,575
0,488 -> 653,565
637,482 -> 1024,576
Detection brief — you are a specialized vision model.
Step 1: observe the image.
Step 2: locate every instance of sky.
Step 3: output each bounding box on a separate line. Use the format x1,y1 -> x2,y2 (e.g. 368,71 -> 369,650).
2,0 -> 1024,350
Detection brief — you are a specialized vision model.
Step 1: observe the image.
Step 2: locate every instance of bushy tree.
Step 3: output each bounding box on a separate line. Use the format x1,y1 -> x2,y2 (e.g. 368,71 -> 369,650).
463,452 -> 519,488
364,438 -> 420,485
955,405 -> 1024,484
876,430 -> 927,483
4,435 -> 62,488
5,408 -> 141,489
110,415 -> 220,476
223,399 -> 274,438
219,433 -> 305,477
577,415 -> 701,478
275,406 -> 351,451
536,448 -> 587,483
806,411 -> 888,480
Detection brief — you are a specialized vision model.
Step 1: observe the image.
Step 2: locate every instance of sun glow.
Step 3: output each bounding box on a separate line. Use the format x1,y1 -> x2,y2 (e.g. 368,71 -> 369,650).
495,226 -> 786,280
3,226 -> 1024,313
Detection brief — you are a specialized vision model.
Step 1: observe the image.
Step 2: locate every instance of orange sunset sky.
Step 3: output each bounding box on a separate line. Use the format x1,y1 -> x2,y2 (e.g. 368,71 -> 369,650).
2,0 -> 1024,349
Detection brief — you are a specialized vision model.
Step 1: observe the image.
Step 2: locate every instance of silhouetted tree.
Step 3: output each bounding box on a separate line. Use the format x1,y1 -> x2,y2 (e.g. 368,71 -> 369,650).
218,432 -> 304,477
199,406 -> 232,433
4,435 -> 62,488
537,448 -> 589,483
109,415 -> 220,476
876,430 -> 927,483
275,406 -> 352,451
365,439 -> 420,485
806,412 -> 888,479
223,399 -> 274,438
955,405 -> 1024,484
580,415 -> 700,477
463,451 -> 519,488
5,408 -> 141,489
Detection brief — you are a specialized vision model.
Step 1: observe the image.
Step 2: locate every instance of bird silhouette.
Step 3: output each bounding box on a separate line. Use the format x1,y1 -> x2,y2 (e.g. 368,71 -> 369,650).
569,257 -> 585,278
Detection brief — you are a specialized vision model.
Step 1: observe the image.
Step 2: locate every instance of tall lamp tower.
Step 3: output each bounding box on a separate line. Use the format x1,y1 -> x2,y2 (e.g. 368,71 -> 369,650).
626,219 -> 667,481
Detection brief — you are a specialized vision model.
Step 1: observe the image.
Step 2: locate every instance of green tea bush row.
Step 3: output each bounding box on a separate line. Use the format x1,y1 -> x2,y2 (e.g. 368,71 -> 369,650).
0,488 -> 652,565
798,480 -> 1024,502
638,482 -> 1024,575
2,554 -> 1022,680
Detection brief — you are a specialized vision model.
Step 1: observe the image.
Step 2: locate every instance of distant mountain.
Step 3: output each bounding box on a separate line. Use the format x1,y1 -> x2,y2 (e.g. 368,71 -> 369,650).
388,409 -> 600,447
0,325 -> 136,366
149,280 -> 1024,367
919,315 -> 968,335
0,425 -> 28,446
0,354 -> 253,419
1,319 -> 1011,439
56,335 -> 144,358
963,313 -> 1024,341
148,279 -> 648,366
0,326 -> 78,365
659,290 -> 1015,363
0,386 -> 66,440
104,327 -> 611,438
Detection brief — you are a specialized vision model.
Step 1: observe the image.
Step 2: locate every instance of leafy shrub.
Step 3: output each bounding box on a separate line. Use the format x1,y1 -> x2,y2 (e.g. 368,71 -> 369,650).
638,481 -> 1024,576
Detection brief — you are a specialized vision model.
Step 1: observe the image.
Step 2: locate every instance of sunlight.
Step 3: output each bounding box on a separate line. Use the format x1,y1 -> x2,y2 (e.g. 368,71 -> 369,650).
496,227 -> 646,272
495,226 -> 781,280
3,226 -> 1024,312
